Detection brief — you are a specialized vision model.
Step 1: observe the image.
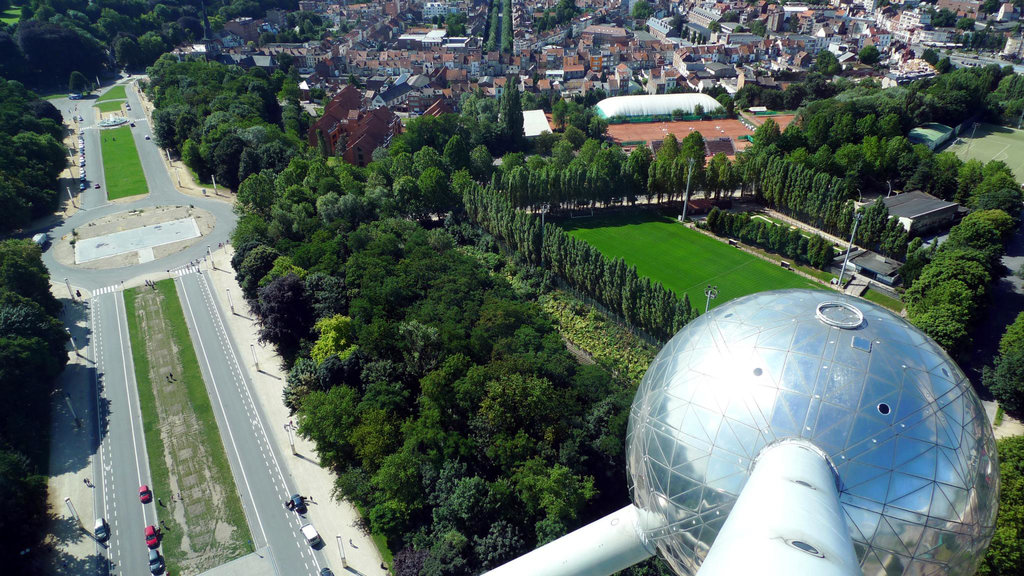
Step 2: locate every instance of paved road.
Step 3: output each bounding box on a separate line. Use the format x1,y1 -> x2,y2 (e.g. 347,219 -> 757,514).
40,80 -> 237,293
43,79 -> 333,576
175,270 -> 329,575
91,291 -> 158,576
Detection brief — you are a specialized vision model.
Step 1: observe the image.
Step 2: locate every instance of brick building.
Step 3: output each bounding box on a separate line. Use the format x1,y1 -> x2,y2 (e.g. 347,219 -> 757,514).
307,86 -> 402,166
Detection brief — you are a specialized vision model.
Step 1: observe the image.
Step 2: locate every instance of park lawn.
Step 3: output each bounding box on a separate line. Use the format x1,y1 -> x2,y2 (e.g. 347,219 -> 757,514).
93,100 -> 125,113
125,281 -> 251,574
96,85 -> 127,101
862,287 -> 904,313
100,126 -> 148,199
561,212 -> 824,310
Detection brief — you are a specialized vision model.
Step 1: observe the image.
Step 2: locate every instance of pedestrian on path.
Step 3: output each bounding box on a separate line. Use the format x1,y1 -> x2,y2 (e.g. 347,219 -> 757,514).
158,498 -> 164,507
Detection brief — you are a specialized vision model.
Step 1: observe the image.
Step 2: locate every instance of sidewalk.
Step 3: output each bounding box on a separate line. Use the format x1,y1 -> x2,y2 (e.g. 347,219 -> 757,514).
44,282 -> 102,575
203,247 -> 388,576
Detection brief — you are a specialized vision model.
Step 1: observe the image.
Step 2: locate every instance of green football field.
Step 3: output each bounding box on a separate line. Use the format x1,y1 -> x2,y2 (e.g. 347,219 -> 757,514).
946,122 -> 1024,184
100,126 -> 148,199
561,212 -> 824,310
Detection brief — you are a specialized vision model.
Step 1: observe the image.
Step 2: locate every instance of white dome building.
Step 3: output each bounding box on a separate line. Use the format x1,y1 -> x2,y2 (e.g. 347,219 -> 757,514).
595,94 -> 723,120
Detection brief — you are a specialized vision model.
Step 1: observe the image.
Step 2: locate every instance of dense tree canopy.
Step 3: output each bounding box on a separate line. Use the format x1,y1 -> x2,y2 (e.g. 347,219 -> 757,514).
0,79 -> 65,234
0,240 -> 67,573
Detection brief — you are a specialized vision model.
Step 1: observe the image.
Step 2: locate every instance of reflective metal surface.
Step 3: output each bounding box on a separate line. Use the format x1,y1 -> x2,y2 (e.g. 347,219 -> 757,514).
626,290 -> 999,576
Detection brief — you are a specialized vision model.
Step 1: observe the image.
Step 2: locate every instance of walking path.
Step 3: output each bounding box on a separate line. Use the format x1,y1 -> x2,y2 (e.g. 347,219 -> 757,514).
203,246 -> 389,576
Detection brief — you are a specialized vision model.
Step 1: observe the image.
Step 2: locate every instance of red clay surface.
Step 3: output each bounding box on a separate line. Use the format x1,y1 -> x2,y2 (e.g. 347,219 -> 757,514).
606,118 -> 755,152
744,112 -> 797,128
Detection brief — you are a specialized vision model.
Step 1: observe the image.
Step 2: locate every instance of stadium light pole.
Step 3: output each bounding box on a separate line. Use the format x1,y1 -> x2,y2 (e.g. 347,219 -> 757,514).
680,157 -> 696,223
704,284 -> 719,313
837,212 -> 863,288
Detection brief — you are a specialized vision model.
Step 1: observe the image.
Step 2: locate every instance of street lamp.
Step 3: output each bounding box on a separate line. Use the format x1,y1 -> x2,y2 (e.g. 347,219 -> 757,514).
64,393 -> 81,428
837,212 -> 863,288
64,278 -> 75,301
250,344 -> 259,372
704,285 -> 718,313
680,157 -> 696,223
226,289 -> 235,314
283,423 -> 296,454
64,497 -> 83,528
66,328 -> 81,358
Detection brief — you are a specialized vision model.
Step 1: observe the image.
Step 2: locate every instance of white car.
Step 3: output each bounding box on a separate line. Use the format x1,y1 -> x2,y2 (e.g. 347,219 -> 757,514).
300,523 -> 321,547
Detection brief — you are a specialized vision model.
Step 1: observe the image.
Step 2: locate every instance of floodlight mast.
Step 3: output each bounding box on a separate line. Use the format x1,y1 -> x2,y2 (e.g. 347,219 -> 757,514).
481,439 -> 860,576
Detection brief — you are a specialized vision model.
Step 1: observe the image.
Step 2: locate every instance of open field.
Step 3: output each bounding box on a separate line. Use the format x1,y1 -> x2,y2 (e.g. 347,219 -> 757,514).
945,122 -> 1024,184
100,126 -> 148,199
97,85 -> 127,101
560,212 -> 823,309
93,100 -> 125,113
606,118 -> 754,153
124,280 -> 250,576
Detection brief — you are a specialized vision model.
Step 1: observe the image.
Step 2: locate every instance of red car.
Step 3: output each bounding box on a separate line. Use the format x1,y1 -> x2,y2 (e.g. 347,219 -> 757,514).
145,525 -> 160,548
139,485 -> 152,503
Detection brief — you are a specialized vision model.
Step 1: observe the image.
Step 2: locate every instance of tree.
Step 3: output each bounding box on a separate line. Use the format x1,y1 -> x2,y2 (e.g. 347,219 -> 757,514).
256,273 -> 313,359
443,134 -> 470,172
979,436 -> 1024,575
816,50 -> 841,76
68,70 -> 88,94
858,45 -> 880,65
750,20 -> 767,37
310,315 -> 356,364
500,83 -> 524,150
469,145 -> 493,182
631,0 -> 653,20
922,48 -> 939,66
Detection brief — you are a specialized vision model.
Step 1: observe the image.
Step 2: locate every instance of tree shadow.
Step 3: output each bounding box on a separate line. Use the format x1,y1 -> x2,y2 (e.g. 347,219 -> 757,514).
48,360 -> 106,476
48,514 -> 87,549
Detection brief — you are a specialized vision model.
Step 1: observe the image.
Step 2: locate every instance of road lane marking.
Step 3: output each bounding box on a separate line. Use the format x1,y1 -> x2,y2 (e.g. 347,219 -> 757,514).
177,276 -> 270,546
114,293 -> 149,526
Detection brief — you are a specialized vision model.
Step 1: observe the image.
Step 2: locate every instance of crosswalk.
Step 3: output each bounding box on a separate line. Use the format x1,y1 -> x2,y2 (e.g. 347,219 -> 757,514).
90,266 -> 201,297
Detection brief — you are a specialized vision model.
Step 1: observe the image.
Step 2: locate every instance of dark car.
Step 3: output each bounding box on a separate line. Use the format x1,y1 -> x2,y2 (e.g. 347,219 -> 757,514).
287,494 -> 306,513
148,549 -> 164,574
320,568 -> 334,576
94,183 -> 101,189
79,182 -> 86,190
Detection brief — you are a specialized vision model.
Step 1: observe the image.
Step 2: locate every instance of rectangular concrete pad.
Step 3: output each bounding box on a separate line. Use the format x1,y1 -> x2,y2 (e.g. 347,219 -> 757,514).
75,218 -> 200,264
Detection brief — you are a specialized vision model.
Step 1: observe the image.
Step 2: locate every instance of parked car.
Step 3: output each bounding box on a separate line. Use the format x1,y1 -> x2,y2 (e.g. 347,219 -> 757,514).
95,518 -> 109,542
148,549 -> 164,574
320,568 -> 334,576
79,183 -> 86,190
289,494 -> 306,514
94,183 -> 100,189
300,523 -> 321,547
130,122 -> 135,127
32,233 -> 49,248
145,525 -> 159,548
145,135 -> 151,140
126,104 -> 131,110
139,485 -> 152,503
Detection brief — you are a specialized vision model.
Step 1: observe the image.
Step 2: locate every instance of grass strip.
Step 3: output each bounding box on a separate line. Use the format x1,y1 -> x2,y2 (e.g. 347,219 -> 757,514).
93,100 -> 125,113
100,126 -> 148,199
862,287 -> 904,313
154,279 -> 252,551
123,286 -> 181,573
0,6 -> 19,25
561,212 -> 822,309
96,85 -> 127,101
125,280 -> 252,572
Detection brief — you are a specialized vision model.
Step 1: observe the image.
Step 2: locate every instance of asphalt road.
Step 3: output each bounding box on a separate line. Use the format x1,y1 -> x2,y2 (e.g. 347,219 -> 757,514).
43,79 -> 332,576
175,270 -> 329,575
40,80 -> 237,293
91,291 -> 158,576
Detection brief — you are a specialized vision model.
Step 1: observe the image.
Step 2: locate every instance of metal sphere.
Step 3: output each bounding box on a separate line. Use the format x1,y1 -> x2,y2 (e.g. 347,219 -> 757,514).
626,290 -> 999,576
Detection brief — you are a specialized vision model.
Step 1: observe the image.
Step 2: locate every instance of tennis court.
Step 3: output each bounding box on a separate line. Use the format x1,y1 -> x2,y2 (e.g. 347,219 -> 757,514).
945,122 -> 1024,184
606,118 -> 755,153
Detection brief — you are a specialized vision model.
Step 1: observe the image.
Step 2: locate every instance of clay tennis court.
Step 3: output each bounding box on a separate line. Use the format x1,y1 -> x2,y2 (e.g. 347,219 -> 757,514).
606,118 -> 755,152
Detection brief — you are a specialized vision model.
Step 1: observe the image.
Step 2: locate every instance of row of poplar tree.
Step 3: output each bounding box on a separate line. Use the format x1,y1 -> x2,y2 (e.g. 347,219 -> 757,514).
463,184 -> 696,342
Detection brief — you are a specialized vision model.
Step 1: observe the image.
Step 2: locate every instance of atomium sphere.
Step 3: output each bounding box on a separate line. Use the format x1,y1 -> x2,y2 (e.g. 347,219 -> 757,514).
626,290 -> 999,576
